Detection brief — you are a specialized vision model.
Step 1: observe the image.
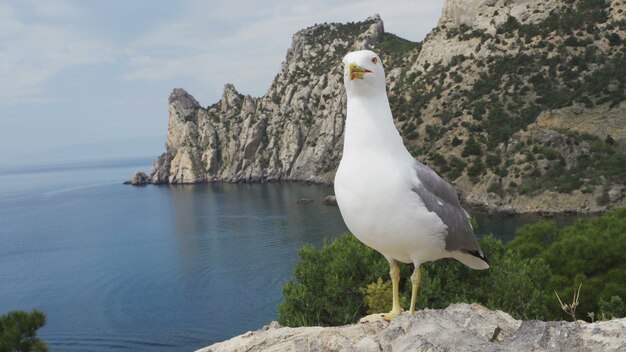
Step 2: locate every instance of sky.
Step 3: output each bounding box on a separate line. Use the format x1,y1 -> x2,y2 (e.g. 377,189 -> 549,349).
0,0 -> 444,166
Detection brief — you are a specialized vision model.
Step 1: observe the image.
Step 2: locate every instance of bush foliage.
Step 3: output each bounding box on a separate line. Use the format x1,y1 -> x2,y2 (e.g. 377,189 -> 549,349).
278,235 -> 389,326
279,208 -> 626,326
509,207 -> 626,320
0,310 -> 48,352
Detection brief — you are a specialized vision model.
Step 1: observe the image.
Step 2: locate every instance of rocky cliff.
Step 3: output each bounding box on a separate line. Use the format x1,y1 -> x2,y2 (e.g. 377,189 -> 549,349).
148,16 -> 386,185
140,0 -> 626,214
196,303 -> 626,352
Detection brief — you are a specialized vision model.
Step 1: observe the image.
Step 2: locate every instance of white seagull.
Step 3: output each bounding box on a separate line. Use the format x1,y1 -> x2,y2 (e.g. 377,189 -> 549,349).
334,50 -> 489,321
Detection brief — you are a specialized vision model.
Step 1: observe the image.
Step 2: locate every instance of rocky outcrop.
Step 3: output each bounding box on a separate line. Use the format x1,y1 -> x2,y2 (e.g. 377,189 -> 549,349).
197,303 -> 626,352
144,17 -> 388,185
403,0 -> 626,214
419,0 -> 559,68
536,102 -> 626,150
439,0 -> 558,31
136,1 -> 626,214
124,171 -> 150,185
322,195 -> 337,206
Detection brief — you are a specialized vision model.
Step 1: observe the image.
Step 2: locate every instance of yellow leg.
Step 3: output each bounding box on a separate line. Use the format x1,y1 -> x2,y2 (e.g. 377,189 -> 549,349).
409,266 -> 421,316
359,259 -> 403,323
387,259 -> 402,319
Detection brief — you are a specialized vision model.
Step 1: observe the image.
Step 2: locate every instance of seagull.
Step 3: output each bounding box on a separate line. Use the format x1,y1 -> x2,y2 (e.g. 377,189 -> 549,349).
334,50 -> 489,321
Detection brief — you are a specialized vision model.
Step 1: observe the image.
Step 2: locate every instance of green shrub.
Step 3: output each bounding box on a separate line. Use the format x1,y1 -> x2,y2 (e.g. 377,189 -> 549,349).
497,16 -> 520,34
607,33 -> 621,46
0,310 -> 48,352
415,235 -> 552,320
596,187 -> 610,205
278,234 -> 392,326
462,137 -> 482,157
486,153 -> 502,168
361,277 -> 407,314
280,234 -> 554,326
508,220 -> 557,258
598,296 -> 625,320
430,153 -> 448,169
508,208 -> 626,320
447,156 -> 467,180
280,209 -> 626,326
487,181 -> 503,195
540,147 -> 560,160
467,158 -> 484,179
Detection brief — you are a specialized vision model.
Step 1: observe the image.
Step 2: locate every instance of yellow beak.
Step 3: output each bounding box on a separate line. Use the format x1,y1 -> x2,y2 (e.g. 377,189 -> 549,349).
348,63 -> 371,80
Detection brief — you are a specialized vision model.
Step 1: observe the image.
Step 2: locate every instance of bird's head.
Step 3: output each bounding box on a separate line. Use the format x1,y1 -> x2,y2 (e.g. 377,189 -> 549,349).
342,50 -> 386,97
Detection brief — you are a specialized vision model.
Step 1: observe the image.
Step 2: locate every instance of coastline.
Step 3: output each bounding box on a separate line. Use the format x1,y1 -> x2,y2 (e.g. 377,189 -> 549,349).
124,172 -> 619,217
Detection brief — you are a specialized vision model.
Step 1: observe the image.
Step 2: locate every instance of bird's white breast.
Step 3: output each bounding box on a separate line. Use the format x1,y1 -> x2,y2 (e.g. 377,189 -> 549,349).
335,152 -> 448,264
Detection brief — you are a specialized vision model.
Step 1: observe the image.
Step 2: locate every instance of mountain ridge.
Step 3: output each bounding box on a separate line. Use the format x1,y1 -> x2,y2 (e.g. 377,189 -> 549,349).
134,1 -> 626,214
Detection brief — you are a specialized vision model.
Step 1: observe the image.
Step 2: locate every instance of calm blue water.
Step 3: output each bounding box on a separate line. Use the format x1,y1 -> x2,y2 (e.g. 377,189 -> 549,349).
0,159 -> 562,351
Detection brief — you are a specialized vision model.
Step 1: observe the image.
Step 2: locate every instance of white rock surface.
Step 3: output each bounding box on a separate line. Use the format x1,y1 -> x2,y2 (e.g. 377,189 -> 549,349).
196,304 -> 626,352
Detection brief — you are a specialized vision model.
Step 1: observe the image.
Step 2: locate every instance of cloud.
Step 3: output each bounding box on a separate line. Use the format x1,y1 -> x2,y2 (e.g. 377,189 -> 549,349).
122,53 -> 219,82
0,2 -> 115,106
28,0 -> 82,19
0,0 -> 445,106
120,0 -> 444,101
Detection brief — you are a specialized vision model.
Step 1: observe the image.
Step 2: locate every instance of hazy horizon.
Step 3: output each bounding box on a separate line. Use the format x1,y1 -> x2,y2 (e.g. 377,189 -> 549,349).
1,136 -> 164,168
0,0 -> 444,166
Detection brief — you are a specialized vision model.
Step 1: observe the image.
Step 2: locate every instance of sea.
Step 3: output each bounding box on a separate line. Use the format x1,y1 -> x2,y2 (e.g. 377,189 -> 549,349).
0,158 -> 570,351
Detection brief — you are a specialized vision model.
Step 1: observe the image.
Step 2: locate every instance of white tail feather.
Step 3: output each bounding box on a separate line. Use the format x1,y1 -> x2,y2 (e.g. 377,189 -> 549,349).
451,251 -> 490,270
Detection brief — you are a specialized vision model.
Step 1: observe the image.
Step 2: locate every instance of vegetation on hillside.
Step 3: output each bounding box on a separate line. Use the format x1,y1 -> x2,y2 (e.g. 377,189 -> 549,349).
197,1 -> 624,204
373,0 -> 626,199
279,208 -> 626,326
0,310 -> 48,352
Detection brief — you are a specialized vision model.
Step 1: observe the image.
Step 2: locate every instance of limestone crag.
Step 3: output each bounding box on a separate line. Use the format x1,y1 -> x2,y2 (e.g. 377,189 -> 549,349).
140,1 -> 626,214
148,16 -> 386,184
419,0 -> 559,69
197,303 -> 626,352
392,0 -> 626,214
439,0 -> 558,31
123,171 -> 150,185
536,102 -> 626,149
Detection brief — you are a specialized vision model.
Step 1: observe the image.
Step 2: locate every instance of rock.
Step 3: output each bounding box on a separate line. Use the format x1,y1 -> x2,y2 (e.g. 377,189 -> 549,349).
169,88 -> 200,120
498,205 -> 516,215
322,195 -> 337,206
196,303 -> 626,352
536,102 -> 626,149
513,152 -> 527,164
354,14 -> 384,50
608,186 -> 624,203
124,171 -> 150,185
439,0 -> 557,30
533,128 -> 567,146
220,84 -> 243,113
166,88 -> 201,152
296,198 -> 314,205
260,321 -> 282,331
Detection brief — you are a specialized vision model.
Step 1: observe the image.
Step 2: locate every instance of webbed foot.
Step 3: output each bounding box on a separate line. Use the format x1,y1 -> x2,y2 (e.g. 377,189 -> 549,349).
359,309 -> 402,323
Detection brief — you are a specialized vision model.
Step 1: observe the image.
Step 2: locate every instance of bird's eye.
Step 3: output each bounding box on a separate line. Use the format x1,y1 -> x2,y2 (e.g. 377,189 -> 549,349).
371,57 -> 378,64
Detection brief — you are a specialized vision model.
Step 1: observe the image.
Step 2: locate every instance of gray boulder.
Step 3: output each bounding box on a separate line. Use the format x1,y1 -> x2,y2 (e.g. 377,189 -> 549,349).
322,195 -> 337,206
124,171 -> 150,185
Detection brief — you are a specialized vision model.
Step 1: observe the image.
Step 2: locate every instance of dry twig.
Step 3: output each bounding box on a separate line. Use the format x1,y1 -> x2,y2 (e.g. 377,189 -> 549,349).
555,283 -> 582,325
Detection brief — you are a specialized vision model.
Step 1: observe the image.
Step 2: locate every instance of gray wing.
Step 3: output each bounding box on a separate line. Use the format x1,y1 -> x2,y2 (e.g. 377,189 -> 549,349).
412,161 -> 484,257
